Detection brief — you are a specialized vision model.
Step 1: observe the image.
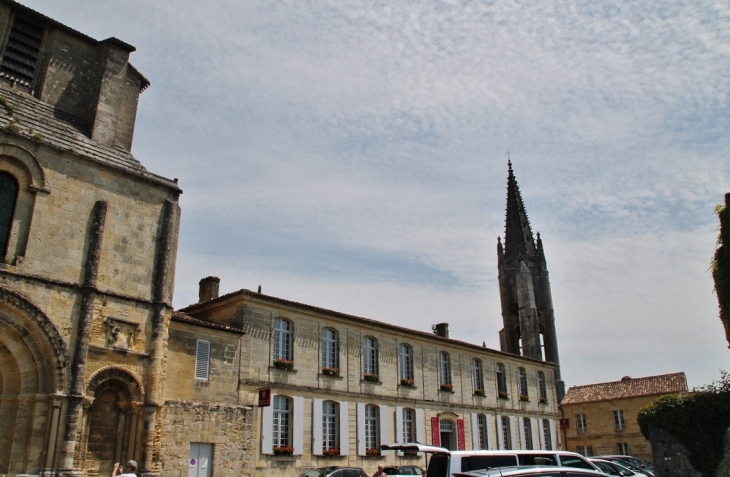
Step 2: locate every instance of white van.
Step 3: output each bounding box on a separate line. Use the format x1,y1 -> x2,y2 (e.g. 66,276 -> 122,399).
380,444 -> 600,477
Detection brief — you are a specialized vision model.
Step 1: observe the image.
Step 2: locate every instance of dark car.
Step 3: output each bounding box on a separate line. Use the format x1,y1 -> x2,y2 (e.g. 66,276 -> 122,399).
301,467 -> 368,477
598,457 -> 654,477
382,466 -> 425,477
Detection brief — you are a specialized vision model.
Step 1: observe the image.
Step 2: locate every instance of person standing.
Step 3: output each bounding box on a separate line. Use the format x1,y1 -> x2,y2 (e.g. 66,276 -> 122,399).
373,466 -> 386,477
111,460 -> 138,477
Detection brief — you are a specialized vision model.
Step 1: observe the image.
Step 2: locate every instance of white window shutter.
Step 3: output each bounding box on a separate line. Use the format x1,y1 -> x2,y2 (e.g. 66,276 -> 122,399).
510,416 -> 519,450
531,418 -> 540,450
340,401 -> 349,456
470,413 -> 479,449
312,398 -> 323,455
357,402 -> 366,456
395,407 -> 404,444
486,414 -> 494,450
538,418 -> 546,450
293,396 -> 304,455
416,408 -> 425,444
261,397 -> 274,454
549,419 -> 557,450
195,340 -> 210,380
379,404 -> 389,454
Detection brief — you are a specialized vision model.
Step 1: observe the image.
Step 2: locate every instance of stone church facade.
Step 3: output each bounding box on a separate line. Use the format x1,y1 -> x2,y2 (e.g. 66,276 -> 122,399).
0,2 -> 190,476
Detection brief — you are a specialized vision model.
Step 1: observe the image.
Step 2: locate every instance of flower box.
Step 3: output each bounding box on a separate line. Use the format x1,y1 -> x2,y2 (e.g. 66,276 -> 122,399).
273,445 -> 294,455
363,373 -> 379,383
322,367 -> 340,377
366,447 -> 380,457
474,389 -> 486,397
400,378 -> 415,387
273,359 -> 294,371
323,447 -> 341,457
519,394 -> 529,402
440,384 -> 454,392
539,397 -> 548,404
498,391 -> 509,399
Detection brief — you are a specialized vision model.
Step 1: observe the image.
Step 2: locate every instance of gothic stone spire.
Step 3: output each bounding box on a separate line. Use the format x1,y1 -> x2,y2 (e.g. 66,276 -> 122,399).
503,160 -> 536,260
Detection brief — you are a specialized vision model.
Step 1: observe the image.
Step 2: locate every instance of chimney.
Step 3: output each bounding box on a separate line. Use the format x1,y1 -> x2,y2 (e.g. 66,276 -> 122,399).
198,276 -> 220,303
432,323 -> 449,338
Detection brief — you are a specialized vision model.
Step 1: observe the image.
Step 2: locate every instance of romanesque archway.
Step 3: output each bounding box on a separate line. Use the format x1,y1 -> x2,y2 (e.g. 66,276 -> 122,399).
0,287 -> 69,475
81,366 -> 145,477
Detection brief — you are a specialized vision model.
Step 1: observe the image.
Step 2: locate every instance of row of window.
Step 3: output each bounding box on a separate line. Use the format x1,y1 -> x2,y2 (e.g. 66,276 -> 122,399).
575,443 -> 629,457
268,319 -> 550,401
261,395 -> 558,456
575,410 -> 625,434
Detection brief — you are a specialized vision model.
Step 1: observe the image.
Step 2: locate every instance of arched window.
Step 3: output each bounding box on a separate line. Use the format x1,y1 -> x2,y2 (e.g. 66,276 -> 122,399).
472,358 -> 484,394
273,395 -> 292,449
402,408 -> 416,443
438,351 -> 452,389
364,404 -> 379,451
273,318 -> 292,363
500,416 -> 511,449
477,414 -> 488,449
537,371 -> 547,401
0,172 -> 18,258
439,419 -> 455,450
522,417 -> 533,449
399,343 -> 414,384
321,328 -> 339,370
518,367 -> 528,398
363,336 -> 378,378
322,401 -> 339,452
496,363 -> 507,397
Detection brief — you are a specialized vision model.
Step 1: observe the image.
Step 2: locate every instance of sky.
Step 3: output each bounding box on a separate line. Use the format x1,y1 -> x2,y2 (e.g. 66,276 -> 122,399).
24,0 -> 729,390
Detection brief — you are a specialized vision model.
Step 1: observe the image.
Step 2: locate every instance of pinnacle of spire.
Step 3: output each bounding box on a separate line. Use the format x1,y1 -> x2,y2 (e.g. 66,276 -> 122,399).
503,162 -> 536,260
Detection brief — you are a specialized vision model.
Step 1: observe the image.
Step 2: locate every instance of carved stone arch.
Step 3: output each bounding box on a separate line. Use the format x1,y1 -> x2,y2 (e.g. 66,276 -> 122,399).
85,366 -> 144,402
0,143 -> 48,192
0,286 -> 69,393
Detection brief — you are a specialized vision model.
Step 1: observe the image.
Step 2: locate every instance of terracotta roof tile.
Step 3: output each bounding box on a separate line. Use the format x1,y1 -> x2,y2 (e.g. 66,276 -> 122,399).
561,372 -> 688,404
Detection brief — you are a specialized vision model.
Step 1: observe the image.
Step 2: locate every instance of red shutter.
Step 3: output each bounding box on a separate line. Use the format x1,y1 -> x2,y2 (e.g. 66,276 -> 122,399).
457,419 -> 466,450
431,417 -> 440,446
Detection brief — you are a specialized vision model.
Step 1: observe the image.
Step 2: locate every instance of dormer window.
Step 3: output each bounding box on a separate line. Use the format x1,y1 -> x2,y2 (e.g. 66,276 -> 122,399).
0,17 -> 44,88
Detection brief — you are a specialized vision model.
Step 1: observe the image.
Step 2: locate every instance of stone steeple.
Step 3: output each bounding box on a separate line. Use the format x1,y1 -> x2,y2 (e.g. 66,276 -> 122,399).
497,161 -> 565,401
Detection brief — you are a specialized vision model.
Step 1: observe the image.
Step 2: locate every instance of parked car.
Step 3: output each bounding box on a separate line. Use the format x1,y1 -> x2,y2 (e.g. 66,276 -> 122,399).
301,467 -> 369,477
589,458 -> 647,477
598,457 -> 654,477
380,444 -> 600,477
382,466 -> 425,477
454,466 -> 606,477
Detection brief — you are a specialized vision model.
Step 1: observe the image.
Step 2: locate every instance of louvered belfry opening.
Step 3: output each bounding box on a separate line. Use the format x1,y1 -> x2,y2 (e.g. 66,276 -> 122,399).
0,16 -> 43,87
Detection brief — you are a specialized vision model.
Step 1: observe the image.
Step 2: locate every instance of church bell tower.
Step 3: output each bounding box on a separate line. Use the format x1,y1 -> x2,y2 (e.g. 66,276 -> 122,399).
497,161 -> 565,401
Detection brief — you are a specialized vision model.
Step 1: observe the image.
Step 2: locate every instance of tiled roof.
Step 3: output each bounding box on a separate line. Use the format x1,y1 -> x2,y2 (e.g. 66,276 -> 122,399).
0,83 -> 179,191
172,311 -> 246,334
561,372 -> 688,404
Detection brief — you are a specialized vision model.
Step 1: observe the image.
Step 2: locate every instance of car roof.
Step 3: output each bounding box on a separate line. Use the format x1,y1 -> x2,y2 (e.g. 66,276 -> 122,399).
454,465 -> 606,477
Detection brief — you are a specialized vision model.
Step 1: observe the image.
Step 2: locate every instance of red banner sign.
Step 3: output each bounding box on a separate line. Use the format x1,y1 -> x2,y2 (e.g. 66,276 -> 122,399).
559,418 -> 570,429
431,417 -> 440,446
457,419 -> 466,450
258,387 -> 271,407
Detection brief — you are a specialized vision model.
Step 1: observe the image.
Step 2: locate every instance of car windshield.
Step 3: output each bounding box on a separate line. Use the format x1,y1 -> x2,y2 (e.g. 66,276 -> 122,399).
383,469 -> 400,475
302,467 -> 340,477
610,462 -> 637,475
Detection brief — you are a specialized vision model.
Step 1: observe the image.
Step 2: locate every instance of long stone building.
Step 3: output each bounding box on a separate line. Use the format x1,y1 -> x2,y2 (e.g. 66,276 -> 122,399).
174,162 -> 566,477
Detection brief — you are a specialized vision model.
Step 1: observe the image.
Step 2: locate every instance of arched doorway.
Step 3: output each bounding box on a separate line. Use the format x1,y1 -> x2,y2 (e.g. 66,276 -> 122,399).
0,288 -> 69,476
81,367 -> 144,477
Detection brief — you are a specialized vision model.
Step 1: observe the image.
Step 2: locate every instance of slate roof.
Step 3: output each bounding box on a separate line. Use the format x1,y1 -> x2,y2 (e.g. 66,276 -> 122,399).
172,310 -> 246,334
0,83 -> 179,191
561,372 -> 688,404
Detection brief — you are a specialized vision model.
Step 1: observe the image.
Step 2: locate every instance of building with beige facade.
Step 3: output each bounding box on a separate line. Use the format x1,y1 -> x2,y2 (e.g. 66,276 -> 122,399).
173,162 -> 568,477
560,372 -> 688,462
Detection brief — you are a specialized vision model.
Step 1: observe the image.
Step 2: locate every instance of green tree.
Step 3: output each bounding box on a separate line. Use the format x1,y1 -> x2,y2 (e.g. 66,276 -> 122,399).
638,371 -> 730,477
713,194 -> 730,348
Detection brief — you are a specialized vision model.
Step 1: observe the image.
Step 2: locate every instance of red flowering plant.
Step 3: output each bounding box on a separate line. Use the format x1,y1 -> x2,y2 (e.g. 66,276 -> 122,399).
273,445 -> 294,455
273,359 -> 294,371
366,447 -> 380,457
323,447 -> 341,457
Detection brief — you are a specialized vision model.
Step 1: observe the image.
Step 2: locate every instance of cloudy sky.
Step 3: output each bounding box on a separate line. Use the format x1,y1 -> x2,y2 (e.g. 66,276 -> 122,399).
27,0 -> 729,389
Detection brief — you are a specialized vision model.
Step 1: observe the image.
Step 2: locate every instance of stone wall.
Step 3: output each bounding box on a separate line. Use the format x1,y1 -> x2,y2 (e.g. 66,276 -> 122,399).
160,401 -> 253,477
